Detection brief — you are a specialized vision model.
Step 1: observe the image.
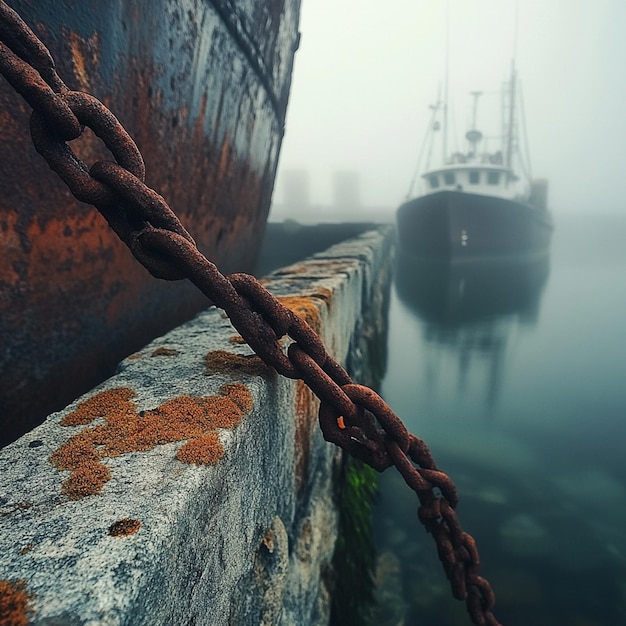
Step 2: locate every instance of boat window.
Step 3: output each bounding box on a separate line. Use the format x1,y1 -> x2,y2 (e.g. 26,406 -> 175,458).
429,175 -> 439,189
444,172 -> 456,185
487,171 -> 500,185
469,171 -> 480,184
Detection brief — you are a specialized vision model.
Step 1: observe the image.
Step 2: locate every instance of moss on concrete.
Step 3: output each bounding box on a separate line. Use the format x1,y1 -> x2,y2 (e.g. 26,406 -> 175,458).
330,457 -> 378,626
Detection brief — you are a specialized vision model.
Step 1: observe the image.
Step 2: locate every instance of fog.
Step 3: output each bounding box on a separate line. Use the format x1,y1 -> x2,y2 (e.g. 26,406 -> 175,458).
270,0 -> 626,221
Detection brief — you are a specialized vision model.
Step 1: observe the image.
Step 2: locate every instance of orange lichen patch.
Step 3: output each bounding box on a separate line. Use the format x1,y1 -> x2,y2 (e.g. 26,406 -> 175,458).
204,350 -> 272,377
309,287 -> 334,306
49,384 -> 253,499
59,388 -> 136,427
49,431 -> 102,469
278,265 -> 309,275
18,545 -> 34,556
229,334 -> 246,345
176,433 -> 224,465
108,518 -> 142,537
151,347 -> 179,357
61,461 -> 112,499
219,383 -> 254,413
127,354 -> 142,361
0,579 -> 33,626
278,296 -> 322,333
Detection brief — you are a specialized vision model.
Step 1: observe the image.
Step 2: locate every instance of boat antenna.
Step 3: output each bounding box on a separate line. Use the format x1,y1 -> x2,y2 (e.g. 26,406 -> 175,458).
406,99 -> 441,200
442,0 -> 450,164
467,91 -> 483,156
505,1 -> 520,168
505,60 -> 516,169
512,0 -> 520,62
470,91 -> 482,130
517,78 -> 533,181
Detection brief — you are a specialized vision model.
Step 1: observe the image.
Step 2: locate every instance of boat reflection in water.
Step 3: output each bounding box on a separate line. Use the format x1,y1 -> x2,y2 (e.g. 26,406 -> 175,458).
394,249 -> 550,412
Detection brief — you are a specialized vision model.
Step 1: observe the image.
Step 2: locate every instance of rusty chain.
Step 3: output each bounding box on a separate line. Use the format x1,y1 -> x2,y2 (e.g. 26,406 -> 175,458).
0,3 -> 501,624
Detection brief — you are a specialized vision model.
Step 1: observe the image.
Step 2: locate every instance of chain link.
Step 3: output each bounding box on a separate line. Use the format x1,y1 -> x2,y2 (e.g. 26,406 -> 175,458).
0,2 -> 501,623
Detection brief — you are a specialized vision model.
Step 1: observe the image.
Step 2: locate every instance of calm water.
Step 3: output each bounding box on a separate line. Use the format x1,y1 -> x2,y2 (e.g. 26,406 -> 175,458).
372,213 -> 626,626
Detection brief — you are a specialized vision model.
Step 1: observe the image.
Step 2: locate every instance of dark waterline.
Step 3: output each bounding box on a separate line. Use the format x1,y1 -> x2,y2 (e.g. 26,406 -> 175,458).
373,212 -> 626,626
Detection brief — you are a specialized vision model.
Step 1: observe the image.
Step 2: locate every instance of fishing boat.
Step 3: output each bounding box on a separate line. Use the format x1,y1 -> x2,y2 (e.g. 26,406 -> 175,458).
397,61 -> 553,259
0,1 -> 301,445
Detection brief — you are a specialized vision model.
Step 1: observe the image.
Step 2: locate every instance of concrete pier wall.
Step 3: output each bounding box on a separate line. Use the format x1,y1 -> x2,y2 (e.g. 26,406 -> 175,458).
0,226 -> 394,626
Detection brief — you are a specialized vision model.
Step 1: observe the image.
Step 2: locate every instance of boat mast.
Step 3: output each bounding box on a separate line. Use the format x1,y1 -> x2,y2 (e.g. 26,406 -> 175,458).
505,0 -> 520,169
442,0 -> 450,164
505,60 -> 516,168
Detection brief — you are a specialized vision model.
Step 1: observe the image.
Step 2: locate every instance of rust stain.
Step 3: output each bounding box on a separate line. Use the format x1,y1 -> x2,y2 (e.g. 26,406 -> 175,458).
217,135 -> 232,183
0,579 -> 33,626
68,30 -> 101,92
49,383 -> 253,499
0,212 -> 23,287
108,518 -> 141,537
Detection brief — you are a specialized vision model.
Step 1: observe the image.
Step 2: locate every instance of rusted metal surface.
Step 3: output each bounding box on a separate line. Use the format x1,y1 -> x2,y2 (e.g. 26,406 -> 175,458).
0,0 -> 301,445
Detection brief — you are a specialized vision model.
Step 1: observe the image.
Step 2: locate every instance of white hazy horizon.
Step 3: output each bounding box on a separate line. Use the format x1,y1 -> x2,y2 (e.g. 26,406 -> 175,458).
270,0 -> 626,220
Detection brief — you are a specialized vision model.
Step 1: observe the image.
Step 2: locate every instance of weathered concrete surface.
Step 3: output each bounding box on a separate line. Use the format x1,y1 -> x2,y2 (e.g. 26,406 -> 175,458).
0,226 -> 394,626
255,221 -> 382,277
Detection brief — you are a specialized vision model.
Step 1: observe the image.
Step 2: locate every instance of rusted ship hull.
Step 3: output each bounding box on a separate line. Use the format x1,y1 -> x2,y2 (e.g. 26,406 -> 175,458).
0,0 -> 301,445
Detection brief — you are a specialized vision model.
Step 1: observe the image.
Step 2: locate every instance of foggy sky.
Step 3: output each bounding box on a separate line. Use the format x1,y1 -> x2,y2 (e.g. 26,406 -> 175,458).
271,0 -> 626,218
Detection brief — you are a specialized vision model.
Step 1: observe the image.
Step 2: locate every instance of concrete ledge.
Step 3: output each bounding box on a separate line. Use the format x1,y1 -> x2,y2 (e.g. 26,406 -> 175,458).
0,226 -> 395,626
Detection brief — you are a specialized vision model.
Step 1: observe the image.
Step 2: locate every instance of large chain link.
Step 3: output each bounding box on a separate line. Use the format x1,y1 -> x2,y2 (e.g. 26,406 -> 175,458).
0,3 -> 501,624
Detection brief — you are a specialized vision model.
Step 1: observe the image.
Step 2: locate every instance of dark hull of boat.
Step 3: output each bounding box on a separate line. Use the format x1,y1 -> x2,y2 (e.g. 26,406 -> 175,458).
396,191 -> 553,259
393,243 -> 551,410
0,0 -> 301,445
